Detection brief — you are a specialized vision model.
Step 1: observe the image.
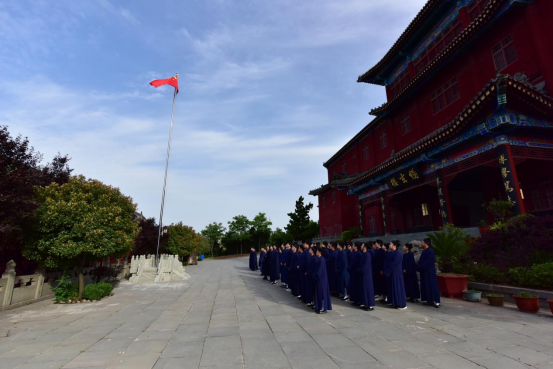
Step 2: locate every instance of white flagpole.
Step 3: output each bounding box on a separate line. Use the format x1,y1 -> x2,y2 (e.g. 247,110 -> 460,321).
156,74 -> 178,266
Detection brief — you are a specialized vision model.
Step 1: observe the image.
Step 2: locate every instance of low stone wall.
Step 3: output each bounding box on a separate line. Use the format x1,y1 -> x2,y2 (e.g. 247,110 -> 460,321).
469,282 -> 553,308
0,261 -> 54,312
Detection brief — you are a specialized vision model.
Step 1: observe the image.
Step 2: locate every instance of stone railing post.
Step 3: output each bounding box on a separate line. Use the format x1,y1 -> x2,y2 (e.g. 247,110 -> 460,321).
2,260 -> 16,307
35,268 -> 45,299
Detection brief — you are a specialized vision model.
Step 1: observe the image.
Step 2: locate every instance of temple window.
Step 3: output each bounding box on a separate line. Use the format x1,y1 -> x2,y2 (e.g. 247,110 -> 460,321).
413,17 -> 462,74
363,145 -> 369,161
431,76 -> 460,114
379,130 -> 388,149
468,0 -> 491,22
400,114 -> 412,135
491,35 -> 517,72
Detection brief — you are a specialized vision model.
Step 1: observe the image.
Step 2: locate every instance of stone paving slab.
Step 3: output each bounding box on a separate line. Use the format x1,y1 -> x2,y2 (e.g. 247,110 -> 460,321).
1,257 -> 553,369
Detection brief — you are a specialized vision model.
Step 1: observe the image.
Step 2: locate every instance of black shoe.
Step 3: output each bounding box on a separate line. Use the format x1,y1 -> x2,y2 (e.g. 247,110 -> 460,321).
363,306 -> 374,311
317,310 -> 327,314
434,303 -> 440,308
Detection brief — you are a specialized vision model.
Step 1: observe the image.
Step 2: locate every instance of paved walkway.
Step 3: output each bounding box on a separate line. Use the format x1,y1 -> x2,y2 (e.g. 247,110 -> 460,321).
1,257 -> 553,369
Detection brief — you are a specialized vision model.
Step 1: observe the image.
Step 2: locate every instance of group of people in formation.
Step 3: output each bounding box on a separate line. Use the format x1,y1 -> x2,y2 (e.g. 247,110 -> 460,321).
249,238 -> 441,314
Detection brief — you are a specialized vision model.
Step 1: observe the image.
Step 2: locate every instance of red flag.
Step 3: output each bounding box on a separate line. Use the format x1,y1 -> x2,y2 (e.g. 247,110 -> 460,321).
149,74 -> 179,93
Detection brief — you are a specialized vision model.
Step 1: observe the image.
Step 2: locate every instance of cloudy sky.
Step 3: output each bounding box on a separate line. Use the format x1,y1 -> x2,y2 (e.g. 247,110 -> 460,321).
0,0 -> 426,232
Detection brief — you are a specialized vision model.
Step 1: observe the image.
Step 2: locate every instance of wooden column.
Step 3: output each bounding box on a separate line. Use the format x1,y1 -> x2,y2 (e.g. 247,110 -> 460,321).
497,144 -> 526,215
436,170 -> 453,225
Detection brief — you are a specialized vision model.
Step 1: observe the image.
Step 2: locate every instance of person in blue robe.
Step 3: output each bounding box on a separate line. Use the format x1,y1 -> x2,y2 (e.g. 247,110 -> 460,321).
384,241 -> 407,309
418,238 -> 441,308
259,248 -> 266,276
299,243 -> 311,302
356,243 -> 375,311
402,243 -> 420,303
305,246 -> 317,307
375,240 -> 388,301
312,247 -> 332,314
281,244 -> 291,289
346,243 -> 362,303
249,248 -> 258,271
288,245 -> 300,296
335,243 -> 349,298
326,244 -> 338,294
270,245 -> 280,284
263,248 -> 272,281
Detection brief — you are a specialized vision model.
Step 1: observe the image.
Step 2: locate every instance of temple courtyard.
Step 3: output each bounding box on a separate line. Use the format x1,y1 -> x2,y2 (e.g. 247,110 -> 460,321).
0,257 -> 552,369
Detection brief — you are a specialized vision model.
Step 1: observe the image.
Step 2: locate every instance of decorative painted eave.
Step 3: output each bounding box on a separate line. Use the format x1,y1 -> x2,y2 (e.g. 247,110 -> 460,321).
357,0 -> 443,85
349,74 -> 553,189
309,184 -> 331,196
367,0 -> 506,116
309,172 -> 366,196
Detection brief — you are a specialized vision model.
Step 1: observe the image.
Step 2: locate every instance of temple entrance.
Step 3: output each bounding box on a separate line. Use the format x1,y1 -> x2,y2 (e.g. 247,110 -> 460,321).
446,166 -> 499,227
389,184 -> 441,233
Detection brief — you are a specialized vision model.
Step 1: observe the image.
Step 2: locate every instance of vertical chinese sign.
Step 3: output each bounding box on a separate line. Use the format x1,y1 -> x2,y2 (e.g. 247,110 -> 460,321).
380,196 -> 388,234
435,171 -> 452,225
497,145 -> 524,215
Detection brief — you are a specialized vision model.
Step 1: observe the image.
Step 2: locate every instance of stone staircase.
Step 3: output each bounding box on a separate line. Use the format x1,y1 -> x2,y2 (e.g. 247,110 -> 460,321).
135,267 -> 157,283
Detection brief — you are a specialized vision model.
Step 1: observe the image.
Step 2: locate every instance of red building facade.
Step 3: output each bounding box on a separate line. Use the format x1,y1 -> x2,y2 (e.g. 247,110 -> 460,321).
310,0 -> 553,238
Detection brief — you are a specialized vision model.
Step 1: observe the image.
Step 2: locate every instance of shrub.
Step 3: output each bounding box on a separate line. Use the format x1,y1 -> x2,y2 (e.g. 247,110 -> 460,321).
471,264 -> 504,284
82,282 -> 114,301
518,291 -> 537,298
52,272 -> 78,302
508,262 -> 553,289
427,224 -> 469,273
89,265 -> 123,283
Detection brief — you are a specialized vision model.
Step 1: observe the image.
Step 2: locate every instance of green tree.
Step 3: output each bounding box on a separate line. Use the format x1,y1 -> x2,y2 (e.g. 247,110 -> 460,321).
285,196 -> 316,240
24,176 -> 138,299
166,222 -> 206,259
201,222 -> 226,257
270,227 -> 290,245
227,215 -> 251,254
251,213 -> 273,250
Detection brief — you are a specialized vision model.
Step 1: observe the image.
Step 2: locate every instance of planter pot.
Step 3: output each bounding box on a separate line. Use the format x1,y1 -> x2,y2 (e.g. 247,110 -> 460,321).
514,295 -> 540,313
478,226 -> 489,235
437,274 -> 469,298
547,299 -> 553,315
487,295 -> 504,307
463,290 -> 481,302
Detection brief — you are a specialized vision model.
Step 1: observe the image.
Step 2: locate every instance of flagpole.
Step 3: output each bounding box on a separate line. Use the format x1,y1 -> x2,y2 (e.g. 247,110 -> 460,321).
156,75 -> 178,266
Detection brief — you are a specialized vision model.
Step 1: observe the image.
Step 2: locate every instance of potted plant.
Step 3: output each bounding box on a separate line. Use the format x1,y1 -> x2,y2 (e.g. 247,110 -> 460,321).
486,199 -> 513,222
547,299 -> 553,315
486,294 -> 504,307
463,289 -> 481,302
514,291 -> 540,313
478,220 -> 489,235
428,225 -> 469,298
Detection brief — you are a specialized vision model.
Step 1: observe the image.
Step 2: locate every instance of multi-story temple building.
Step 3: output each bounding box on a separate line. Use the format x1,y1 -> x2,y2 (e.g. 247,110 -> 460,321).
310,0 -> 553,239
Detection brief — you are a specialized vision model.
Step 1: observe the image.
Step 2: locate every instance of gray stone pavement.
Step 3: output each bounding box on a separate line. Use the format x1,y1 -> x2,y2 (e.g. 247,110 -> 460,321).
1,257 -> 553,369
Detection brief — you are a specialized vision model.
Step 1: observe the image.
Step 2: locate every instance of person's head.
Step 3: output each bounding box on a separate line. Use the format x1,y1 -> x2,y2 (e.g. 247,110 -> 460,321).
375,239 -> 383,248
390,240 -> 400,251
303,242 -> 310,250
422,238 -> 431,249
347,244 -> 352,251
361,243 -> 368,252
382,243 -> 388,251
404,243 -> 412,253
309,246 -> 316,255
336,243 -> 343,250
352,243 -> 358,251
317,247 -> 325,257
291,244 -> 297,252
286,243 -> 291,249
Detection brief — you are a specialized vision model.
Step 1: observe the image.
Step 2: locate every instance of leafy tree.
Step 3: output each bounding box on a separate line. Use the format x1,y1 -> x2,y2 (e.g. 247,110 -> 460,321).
227,215 -> 251,254
285,196 -> 317,240
1,125 -> 72,273
201,222 -> 226,257
270,227 -> 291,245
24,176 -> 138,299
166,222 -> 207,259
133,216 -> 167,256
251,213 -> 272,250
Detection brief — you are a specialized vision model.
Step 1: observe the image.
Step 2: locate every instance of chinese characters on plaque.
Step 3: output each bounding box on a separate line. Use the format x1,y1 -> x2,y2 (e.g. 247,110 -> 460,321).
380,196 -> 388,234
436,171 -> 451,224
497,145 -> 522,214
386,166 -> 422,190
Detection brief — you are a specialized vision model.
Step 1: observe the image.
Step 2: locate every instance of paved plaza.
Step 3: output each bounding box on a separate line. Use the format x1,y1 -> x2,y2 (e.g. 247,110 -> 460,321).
1,257 -> 553,369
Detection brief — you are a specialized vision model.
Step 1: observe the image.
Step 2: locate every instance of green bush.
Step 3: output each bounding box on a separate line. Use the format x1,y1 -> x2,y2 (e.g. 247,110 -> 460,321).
471,264 -> 504,284
52,273 -> 78,302
82,282 -> 114,301
508,262 -> 553,289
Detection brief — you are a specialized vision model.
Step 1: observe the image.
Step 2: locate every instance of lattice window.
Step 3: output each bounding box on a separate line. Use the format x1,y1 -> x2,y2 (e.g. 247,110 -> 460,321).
380,130 -> 388,149
491,35 -> 517,72
411,206 -> 424,227
400,114 -> 411,135
431,77 -> 460,114
389,68 -> 411,98
363,145 -> 369,161
468,0 -> 490,22
369,215 -> 377,233
413,17 -> 462,74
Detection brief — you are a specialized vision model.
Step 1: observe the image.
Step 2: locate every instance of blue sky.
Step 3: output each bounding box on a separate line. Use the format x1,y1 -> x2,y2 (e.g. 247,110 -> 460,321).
0,0 -> 426,232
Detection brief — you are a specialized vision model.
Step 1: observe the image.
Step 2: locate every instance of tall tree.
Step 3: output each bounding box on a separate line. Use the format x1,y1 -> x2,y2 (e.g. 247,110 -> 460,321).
166,222 -> 207,259
285,196 -> 315,240
24,176 -> 138,299
133,216 -> 168,256
227,215 -> 251,255
251,212 -> 272,250
270,227 -> 290,246
201,222 -> 226,257
1,125 -> 72,273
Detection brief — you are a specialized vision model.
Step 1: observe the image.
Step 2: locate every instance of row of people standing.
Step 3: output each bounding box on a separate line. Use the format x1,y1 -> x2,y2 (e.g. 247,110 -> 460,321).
251,238 -> 440,313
